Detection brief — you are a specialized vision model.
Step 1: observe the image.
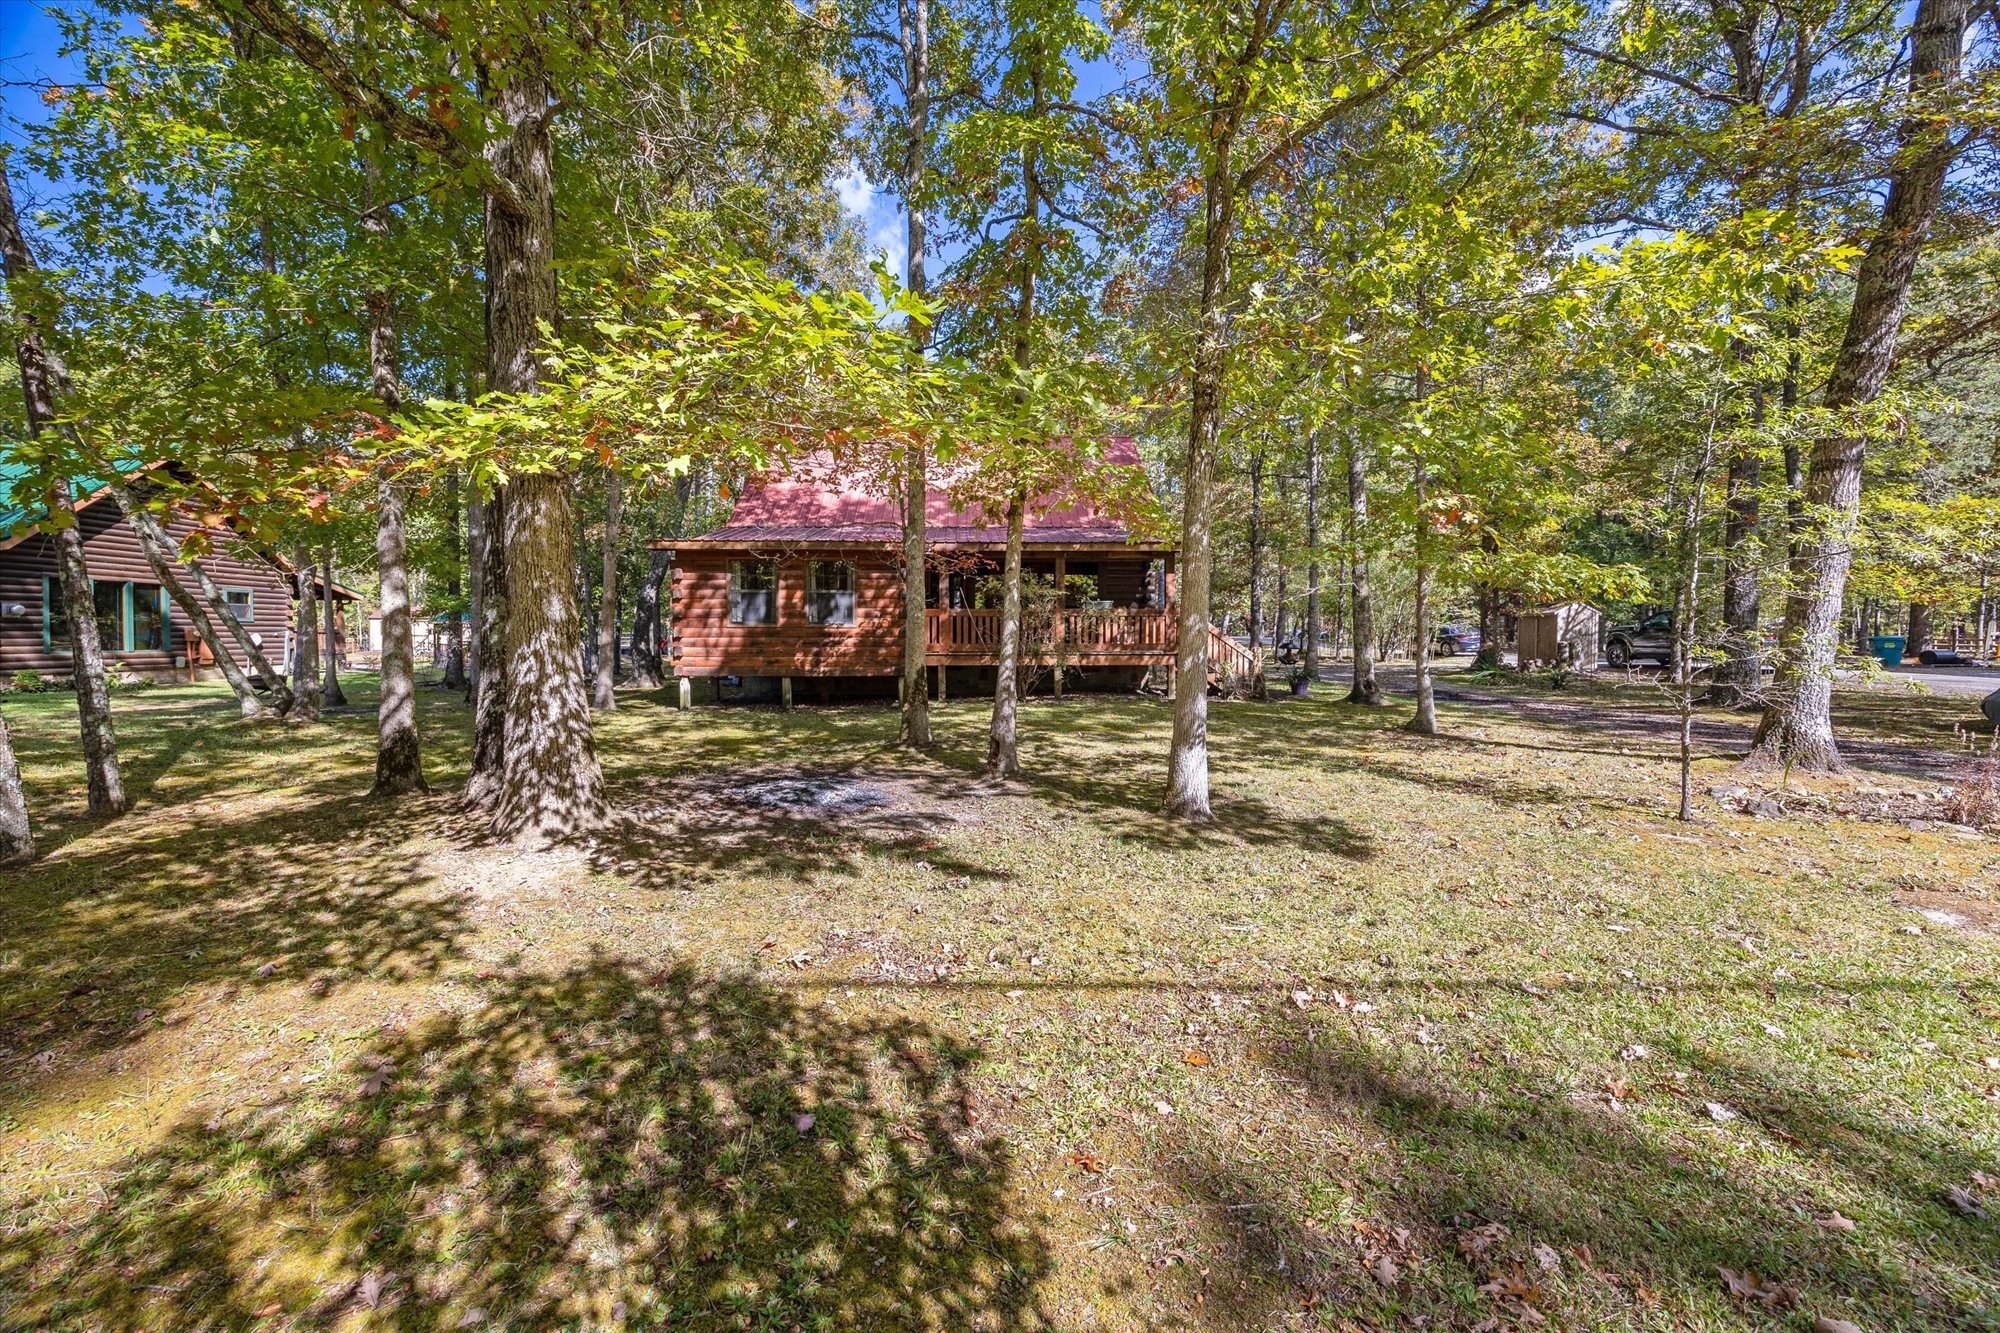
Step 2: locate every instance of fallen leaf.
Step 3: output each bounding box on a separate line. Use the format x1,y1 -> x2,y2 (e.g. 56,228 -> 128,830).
1533,1243 -> 1562,1273
1816,1211 -> 1856,1233
1703,1102 -> 1738,1122
795,1112 -> 816,1133
256,961 -> 278,977
1182,1048 -> 1211,1067
1619,1043 -> 1648,1062
359,1270 -> 391,1310
1813,1319 -> 1862,1333
1945,1184 -> 1989,1219
1372,1254 -> 1398,1286
253,1303 -> 283,1319
1458,1221 -> 1510,1260
456,1311 -> 486,1329
1291,989 -> 1314,1009
1067,1151 -> 1104,1173
358,1062 -> 394,1097
1719,1267 -> 1798,1310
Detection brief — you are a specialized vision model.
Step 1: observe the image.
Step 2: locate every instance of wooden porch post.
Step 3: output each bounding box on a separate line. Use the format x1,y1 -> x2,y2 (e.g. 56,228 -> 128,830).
678,676 -> 692,711
937,664 -> 947,704
782,676 -> 793,710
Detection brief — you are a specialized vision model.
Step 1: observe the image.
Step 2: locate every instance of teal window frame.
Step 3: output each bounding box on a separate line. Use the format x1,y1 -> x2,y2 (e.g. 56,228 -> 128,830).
44,572 -> 141,652
220,586 -> 254,624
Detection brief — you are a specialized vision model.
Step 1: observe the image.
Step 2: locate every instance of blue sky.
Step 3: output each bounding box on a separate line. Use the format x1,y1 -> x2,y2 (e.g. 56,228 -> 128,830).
1,3 -> 83,215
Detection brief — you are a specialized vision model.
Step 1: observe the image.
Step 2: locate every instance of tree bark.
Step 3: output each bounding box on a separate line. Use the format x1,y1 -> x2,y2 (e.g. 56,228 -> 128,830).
1752,0 -> 1969,769
595,467 -> 622,710
629,548 -> 668,689
1165,146 -> 1237,821
466,491 -> 485,700
493,473 -> 603,840
1907,601 -> 1933,653
1246,447 -> 1268,699
321,547 -> 347,707
0,707 -> 31,865
1473,530 -> 1502,672
986,494 -> 1027,777
47,481 -> 124,813
289,546 -> 322,723
363,151 -> 425,796
1710,431 -> 1764,706
1304,429 -> 1322,681
442,472 -> 467,691
1346,434 -> 1383,704
1406,450 -> 1438,736
897,0 -> 934,750
0,161 -> 125,814
482,45 -> 603,840
466,490 -> 509,808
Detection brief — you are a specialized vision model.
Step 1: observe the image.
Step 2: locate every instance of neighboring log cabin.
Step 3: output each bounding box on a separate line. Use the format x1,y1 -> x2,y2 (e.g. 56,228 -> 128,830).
656,442 -> 1248,701
0,466 -> 354,683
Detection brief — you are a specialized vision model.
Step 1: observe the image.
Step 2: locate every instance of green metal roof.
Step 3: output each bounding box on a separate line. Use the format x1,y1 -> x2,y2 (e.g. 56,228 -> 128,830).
0,458 -> 146,540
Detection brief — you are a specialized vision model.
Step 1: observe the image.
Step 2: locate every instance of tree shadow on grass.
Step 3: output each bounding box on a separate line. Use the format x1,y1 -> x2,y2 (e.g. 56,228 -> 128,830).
0,954 -> 1052,1331
1161,1017 -> 1999,1329
0,790 -> 472,1122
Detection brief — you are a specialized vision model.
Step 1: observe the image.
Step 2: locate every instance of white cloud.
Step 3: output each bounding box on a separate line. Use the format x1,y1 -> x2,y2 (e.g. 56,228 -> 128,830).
834,165 -> 875,219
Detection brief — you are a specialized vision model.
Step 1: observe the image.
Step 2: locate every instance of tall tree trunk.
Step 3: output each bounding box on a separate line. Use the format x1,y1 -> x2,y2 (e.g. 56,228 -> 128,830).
0,707 -> 31,865
484,46 -> 603,840
987,62 -> 1044,770
1473,530 -> 1502,672
321,547 -> 347,707
1246,447 -> 1268,699
466,491 -> 485,701
1247,448 -> 1265,649
595,467 -> 621,710
364,153 -> 425,796
1907,601 -> 1933,653
289,547 -> 322,723
1406,450 -> 1437,736
629,548 -> 668,689
987,494 -> 1026,777
1346,434 -> 1383,704
466,491 -> 509,808
897,0 -> 934,749
1304,429 -> 1322,681
1710,431 -> 1764,706
0,162 -> 125,813
1165,146 -> 1237,822
442,472 -> 467,691
1752,0 -> 1969,769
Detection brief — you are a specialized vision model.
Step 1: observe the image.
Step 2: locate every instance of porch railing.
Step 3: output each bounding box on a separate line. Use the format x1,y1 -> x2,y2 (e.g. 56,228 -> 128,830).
924,607 -> 1176,659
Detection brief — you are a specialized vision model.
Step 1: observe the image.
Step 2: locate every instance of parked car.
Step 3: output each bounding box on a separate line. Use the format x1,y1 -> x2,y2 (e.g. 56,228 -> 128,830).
1433,624 -> 1482,657
1605,612 -> 1673,667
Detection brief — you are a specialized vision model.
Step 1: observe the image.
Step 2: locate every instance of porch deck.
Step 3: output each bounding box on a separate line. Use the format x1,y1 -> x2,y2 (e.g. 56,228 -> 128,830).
924,608 -> 1259,681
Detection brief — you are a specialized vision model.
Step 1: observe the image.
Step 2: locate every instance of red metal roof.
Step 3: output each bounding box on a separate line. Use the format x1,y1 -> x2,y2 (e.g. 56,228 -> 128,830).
678,439 -> 1153,547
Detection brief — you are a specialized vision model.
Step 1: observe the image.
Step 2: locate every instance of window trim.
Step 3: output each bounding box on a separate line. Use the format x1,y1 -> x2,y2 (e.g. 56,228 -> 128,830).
728,558 -> 779,627
805,559 -> 858,627
129,582 -> 169,652
220,585 -> 255,624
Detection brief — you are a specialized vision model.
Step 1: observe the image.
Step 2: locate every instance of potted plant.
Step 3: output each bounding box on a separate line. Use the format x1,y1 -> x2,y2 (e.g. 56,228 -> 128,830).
1287,665 -> 1312,697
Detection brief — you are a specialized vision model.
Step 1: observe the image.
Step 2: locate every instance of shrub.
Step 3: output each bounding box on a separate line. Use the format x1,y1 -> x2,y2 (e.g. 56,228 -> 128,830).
10,669 -> 47,693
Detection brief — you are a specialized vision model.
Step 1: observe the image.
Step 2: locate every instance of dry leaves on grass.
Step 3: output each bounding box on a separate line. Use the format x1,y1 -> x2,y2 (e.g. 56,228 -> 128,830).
1813,1318 -> 1863,1333
1719,1267 -> 1799,1311
1066,1151 -> 1104,1174
1816,1211 -> 1857,1233
1182,1048 -> 1211,1067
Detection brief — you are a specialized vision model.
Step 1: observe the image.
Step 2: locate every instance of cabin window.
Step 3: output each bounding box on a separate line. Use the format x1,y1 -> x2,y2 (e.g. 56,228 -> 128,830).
131,584 -> 167,651
94,581 -> 126,650
728,559 -> 777,625
806,561 -> 857,626
221,587 -> 254,624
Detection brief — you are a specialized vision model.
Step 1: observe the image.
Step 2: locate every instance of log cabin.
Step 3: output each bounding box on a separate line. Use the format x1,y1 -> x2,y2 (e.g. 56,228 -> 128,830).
657,442 -> 1253,702
0,465 -> 354,684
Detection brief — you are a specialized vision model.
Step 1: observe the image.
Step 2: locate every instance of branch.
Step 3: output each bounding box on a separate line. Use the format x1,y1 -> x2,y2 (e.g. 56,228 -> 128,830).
1556,35 -> 1744,104
216,0 -> 528,218
1563,109 -> 1683,138
1236,0 -> 1531,193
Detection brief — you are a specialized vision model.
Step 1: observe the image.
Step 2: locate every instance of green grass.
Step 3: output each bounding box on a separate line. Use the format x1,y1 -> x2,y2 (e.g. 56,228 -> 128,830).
1,671 -> 1995,1330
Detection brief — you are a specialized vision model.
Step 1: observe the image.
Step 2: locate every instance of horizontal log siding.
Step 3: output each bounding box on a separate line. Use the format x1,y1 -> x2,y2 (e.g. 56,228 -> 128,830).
0,498 -> 294,676
672,547 -> 904,676
671,546 -> 1167,676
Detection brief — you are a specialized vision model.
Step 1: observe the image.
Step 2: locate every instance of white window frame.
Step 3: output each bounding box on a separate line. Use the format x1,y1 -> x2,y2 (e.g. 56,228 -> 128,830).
728,560 -> 778,626
806,560 -> 857,626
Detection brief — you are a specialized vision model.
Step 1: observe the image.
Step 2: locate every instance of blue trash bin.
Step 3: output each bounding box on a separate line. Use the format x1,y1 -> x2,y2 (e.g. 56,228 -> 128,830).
1870,634 -> 1905,667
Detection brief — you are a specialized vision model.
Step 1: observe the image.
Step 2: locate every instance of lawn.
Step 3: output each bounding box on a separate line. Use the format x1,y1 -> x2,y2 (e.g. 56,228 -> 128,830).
1,670 -> 1996,1331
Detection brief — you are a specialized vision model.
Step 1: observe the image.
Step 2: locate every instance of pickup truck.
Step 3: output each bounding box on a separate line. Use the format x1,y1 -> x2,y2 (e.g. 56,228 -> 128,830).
1604,612 -> 1673,668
